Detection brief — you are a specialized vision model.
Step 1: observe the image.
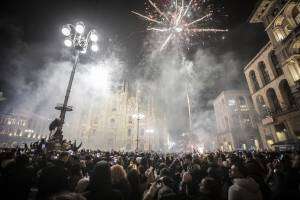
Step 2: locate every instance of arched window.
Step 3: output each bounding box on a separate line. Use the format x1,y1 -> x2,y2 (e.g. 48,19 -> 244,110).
269,50 -> 283,76
287,60 -> 300,82
291,39 -> 300,54
296,5 -> 300,24
266,88 -> 281,112
284,2 -> 300,26
279,79 -> 296,108
273,16 -> 288,41
249,71 -> 260,92
273,28 -> 286,41
256,95 -> 267,115
259,62 -> 271,85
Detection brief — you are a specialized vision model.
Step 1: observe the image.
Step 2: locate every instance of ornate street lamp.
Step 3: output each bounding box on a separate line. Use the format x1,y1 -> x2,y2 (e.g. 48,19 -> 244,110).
132,111 -> 145,151
50,21 -> 99,143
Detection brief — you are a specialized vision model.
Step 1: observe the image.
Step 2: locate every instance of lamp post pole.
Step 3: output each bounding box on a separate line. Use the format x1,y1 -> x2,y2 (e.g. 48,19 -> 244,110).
136,103 -> 140,151
148,133 -> 151,151
50,21 -> 99,143
133,103 -> 145,151
59,51 -> 80,130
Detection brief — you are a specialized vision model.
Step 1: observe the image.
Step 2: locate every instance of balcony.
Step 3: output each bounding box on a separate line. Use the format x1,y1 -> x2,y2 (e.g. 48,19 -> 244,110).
261,104 -> 299,125
273,104 -> 299,117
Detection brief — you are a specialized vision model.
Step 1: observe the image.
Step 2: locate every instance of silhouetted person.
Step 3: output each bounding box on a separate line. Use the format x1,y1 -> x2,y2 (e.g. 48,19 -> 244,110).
84,161 -> 123,200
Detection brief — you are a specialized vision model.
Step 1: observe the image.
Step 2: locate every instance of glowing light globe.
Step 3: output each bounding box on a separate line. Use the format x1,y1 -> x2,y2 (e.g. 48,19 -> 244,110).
91,44 -> 99,52
64,39 -> 72,47
75,21 -> 85,34
61,25 -> 71,36
90,30 -> 98,42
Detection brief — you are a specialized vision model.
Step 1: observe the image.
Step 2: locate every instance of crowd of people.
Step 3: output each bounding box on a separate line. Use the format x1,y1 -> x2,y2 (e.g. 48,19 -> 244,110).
0,145 -> 299,200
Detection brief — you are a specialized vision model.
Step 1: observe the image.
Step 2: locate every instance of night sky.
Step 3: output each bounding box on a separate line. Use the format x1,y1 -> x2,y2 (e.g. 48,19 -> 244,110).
0,0 -> 268,111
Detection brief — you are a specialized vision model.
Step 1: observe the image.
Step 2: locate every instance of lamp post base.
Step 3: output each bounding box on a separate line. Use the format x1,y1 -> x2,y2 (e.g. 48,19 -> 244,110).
47,129 -> 64,151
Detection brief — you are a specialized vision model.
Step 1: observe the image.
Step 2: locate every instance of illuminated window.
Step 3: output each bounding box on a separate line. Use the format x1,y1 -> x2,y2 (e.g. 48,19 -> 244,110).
292,40 -> 300,54
276,131 -> 287,141
267,139 -> 274,148
228,99 -> 236,106
285,2 -> 300,25
273,28 -> 286,41
287,60 -> 300,82
242,144 -> 247,150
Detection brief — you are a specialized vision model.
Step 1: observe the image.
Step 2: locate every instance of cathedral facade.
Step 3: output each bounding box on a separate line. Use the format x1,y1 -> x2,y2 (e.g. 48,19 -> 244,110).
77,82 -> 170,151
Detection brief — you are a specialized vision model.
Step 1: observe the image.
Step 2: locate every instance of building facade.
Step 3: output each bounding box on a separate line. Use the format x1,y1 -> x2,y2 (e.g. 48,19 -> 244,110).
77,82 -> 170,151
244,0 -> 300,149
0,113 -> 49,147
213,90 -> 261,151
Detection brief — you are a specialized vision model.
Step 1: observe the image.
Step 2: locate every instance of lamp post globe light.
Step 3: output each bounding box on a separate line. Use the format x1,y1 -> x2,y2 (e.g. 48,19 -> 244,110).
49,21 -> 99,145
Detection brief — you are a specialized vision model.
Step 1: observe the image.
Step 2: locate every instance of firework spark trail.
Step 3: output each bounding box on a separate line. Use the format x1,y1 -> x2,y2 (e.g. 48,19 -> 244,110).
131,11 -> 162,24
132,0 -> 228,51
148,27 -> 170,32
186,13 -> 212,27
175,6 -> 184,25
148,0 -> 170,21
180,0 -> 194,23
190,28 -> 228,33
160,33 -> 174,51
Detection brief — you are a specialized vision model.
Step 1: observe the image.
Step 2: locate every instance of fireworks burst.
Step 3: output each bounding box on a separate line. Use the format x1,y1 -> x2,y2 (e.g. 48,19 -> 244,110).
132,0 -> 228,51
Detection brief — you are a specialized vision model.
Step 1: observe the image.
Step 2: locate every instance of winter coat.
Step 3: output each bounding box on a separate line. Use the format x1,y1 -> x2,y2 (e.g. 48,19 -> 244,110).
228,177 -> 263,200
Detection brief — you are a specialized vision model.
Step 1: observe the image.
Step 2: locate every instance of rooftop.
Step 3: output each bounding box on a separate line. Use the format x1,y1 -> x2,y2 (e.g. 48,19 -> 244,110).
243,42 -> 272,71
249,0 -> 275,23
213,90 -> 250,104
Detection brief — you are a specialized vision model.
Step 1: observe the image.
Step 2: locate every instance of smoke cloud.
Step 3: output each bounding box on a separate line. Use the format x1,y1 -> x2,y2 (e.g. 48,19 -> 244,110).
1,19 -> 244,150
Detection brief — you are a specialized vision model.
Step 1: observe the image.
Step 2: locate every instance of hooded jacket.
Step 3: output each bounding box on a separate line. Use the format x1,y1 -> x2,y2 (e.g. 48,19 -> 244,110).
228,177 -> 263,200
